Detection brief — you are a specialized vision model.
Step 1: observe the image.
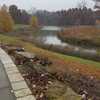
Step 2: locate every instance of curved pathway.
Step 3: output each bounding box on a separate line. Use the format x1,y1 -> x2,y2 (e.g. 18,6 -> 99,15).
0,62 -> 16,100
0,48 -> 36,100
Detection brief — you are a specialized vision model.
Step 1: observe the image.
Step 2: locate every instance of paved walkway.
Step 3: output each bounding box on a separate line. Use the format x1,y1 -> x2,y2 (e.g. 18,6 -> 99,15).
0,62 -> 16,100
0,48 -> 36,100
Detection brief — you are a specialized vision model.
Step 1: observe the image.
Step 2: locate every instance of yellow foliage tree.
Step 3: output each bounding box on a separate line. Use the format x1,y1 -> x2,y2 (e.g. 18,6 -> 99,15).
0,5 -> 14,32
30,16 -> 39,29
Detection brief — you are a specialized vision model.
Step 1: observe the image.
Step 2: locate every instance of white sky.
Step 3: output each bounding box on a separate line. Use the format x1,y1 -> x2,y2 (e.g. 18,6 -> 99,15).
0,0 -> 94,11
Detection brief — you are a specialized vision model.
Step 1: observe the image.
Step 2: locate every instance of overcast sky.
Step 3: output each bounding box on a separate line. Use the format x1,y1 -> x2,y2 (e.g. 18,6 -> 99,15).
0,0 -> 94,11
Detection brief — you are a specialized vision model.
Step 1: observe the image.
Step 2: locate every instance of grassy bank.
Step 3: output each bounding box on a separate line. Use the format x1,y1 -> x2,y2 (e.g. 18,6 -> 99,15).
58,26 -> 100,47
0,34 -> 100,79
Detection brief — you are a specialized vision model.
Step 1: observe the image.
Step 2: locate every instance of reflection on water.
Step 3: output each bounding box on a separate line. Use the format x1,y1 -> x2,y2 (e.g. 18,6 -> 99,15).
41,26 -> 62,31
35,26 -> 97,55
43,35 -> 67,46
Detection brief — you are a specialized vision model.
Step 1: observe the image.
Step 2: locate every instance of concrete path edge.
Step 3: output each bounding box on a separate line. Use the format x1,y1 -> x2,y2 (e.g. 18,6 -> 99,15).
0,48 -> 36,100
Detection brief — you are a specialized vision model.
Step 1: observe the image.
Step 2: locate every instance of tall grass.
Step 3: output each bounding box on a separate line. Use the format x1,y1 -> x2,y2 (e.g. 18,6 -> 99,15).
58,26 -> 100,47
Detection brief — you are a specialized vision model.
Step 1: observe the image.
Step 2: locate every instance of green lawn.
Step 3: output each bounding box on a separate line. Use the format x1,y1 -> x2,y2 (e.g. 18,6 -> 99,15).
14,24 -> 29,30
0,33 -> 100,69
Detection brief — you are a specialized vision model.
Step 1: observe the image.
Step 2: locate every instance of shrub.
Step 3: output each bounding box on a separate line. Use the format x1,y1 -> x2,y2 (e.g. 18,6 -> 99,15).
30,16 -> 39,29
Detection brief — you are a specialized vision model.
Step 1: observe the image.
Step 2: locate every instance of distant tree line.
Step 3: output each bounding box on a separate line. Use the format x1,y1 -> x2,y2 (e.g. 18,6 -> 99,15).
0,4 -> 99,32
8,5 -> 100,26
9,5 -> 30,24
0,4 -> 39,32
35,7 -> 96,26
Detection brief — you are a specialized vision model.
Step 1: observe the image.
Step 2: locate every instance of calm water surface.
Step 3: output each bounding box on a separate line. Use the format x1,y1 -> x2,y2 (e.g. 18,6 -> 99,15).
35,26 -> 97,55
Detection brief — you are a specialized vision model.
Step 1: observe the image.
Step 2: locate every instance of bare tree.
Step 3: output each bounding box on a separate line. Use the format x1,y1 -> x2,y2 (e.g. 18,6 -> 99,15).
93,0 -> 100,9
77,0 -> 87,9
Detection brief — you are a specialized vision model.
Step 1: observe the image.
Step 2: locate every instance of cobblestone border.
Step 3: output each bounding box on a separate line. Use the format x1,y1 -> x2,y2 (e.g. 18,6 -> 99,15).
0,48 -> 36,100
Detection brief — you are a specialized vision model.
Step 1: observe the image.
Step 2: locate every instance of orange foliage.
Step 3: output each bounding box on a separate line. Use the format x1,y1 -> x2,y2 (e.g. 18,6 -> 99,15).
60,26 -> 100,40
25,44 -> 100,79
96,19 -> 100,25
30,16 -> 39,29
0,5 -> 14,32
50,57 -> 100,79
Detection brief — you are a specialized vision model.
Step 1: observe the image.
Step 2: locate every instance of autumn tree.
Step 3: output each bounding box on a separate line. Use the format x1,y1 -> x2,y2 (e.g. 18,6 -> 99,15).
30,16 -> 39,28
0,5 -> 14,32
